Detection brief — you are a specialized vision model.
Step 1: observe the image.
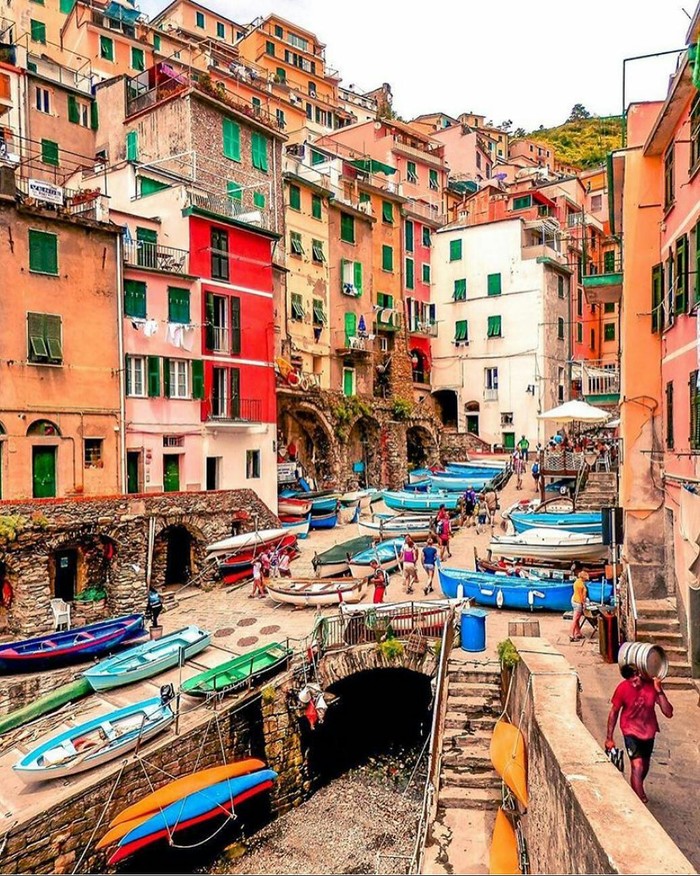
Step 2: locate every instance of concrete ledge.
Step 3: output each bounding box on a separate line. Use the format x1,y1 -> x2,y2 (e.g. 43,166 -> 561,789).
509,636 -> 695,875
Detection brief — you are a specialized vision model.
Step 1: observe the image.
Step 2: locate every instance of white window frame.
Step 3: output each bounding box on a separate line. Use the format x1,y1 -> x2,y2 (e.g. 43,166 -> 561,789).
485,367 -> 499,390
169,358 -> 190,399
127,355 -> 146,397
212,367 -> 229,418
77,101 -> 89,127
35,86 -> 51,114
212,295 -> 229,352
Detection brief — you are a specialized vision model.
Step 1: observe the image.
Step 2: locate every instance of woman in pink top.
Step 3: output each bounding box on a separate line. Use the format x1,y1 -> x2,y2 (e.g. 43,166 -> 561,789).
400,536 -> 419,594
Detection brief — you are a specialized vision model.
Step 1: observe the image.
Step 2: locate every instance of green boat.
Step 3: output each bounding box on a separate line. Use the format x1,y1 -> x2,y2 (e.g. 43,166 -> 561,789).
312,535 -> 375,578
180,642 -> 293,698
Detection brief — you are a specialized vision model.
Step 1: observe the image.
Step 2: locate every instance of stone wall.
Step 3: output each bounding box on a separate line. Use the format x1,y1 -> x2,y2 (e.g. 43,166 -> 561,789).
508,636 -> 694,875
0,490 -> 278,637
0,664 -> 78,718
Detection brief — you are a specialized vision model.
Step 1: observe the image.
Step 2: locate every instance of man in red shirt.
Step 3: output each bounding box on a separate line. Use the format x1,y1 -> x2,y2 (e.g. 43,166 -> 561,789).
605,665 -> 673,803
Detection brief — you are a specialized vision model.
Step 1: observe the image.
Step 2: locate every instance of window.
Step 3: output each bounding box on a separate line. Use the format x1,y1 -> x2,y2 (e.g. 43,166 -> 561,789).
382,245 -> 393,272
590,194 -> 603,212
290,231 -> 304,256
312,194 -> 322,220
590,328 -> 596,350
30,19 -> 46,43
291,292 -> 305,320
557,275 -> 566,299
312,239 -> 325,263
288,32 -> 308,50
666,381 -> 674,449
124,280 -> 147,319
35,86 -> 50,113
453,278 -> 467,301
487,273 -> 502,296
28,230 -> 58,275
454,319 -> 468,343
100,35 -> 114,61
557,317 -> 565,340
311,149 -> 325,165
664,142 -> 674,210
140,176 -> 169,197
422,263 -> 431,284
676,235 -> 688,314
167,359 -> 189,398
691,94 -> 700,172
206,293 -> 229,352
449,239 -> 462,261
264,38 -> 276,54
153,33 -> 161,51
217,22 -> 226,38
487,315 -> 502,338
246,449 -> 261,479
406,161 -> 417,183
168,288 -> 190,324
196,10 -> 205,28
577,288 -> 583,318
382,200 -> 393,224
603,250 -> 616,273
68,95 -> 89,127
308,81 -> 316,97
691,371 -> 700,451
342,367 -> 355,397
604,322 -> 616,342
422,226 -> 431,247
558,368 -> 565,403
485,367 -> 498,390
274,24 -> 283,37
131,47 -> 145,71
222,118 -> 241,161
276,67 -> 286,83
666,254 -> 675,328
227,180 -> 242,203
253,191 -> 266,209
576,322 -> 583,343
403,258 -> 413,290
604,302 -> 616,314
312,298 -> 326,326
341,259 -> 362,296
512,194 -> 532,210
251,132 -> 269,171
41,138 -> 59,166
340,213 -> 355,244
289,184 -> 301,210
27,313 -> 62,364
211,228 -> 229,280
405,219 -> 414,253
476,152 -> 482,170
695,222 -> 700,307
126,130 -> 138,161
429,169 -> 438,191
84,438 -> 103,468
276,108 -> 285,128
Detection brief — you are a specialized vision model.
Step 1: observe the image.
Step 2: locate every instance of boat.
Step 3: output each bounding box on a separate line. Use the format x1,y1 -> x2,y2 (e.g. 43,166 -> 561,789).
83,626 -> 211,692
489,808 -> 522,875
181,642 -> 292,697
447,459 -> 507,471
428,474 -> 492,492
312,536 -> 375,577
278,497 -> 312,516
490,719 -> 528,807
474,552 -> 609,583
0,614 -> 146,674
308,509 -> 338,530
279,514 -> 311,539
265,578 -> 366,606
206,528 -> 289,556
14,696 -> 174,783
337,502 -> 360,525
509,511 -> 602,535
438,566 -> 613,611
108,770 -> 278,865
215,534 -> 299,573
383,491 -> 461,513
347,538 -> 403,579
357,515 -> 435,541
489,528 -> 608,561
310,495 -> 340,514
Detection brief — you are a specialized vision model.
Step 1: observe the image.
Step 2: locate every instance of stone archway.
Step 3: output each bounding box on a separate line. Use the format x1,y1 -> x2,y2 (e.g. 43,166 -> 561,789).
152,521 -> 206,590
278,399 -> 339,489
346,415 -> 381,488
432,389 -> 459,428
406,423 -> 439,471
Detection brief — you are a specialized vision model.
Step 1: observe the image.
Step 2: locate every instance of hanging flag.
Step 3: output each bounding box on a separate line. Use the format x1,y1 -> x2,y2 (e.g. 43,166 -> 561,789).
305,698 -> 319,729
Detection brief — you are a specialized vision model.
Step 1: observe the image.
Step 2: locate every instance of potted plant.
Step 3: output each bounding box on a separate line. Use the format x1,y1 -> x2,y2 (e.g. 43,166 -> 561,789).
497,638 -> 520,705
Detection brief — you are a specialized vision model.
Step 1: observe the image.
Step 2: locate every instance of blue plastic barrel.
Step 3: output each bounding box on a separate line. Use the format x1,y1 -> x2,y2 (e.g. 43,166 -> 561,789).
460,608 -> 488,652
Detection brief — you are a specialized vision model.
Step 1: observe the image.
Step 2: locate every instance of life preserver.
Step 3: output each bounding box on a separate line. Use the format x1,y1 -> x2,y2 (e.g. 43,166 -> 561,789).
0,580 -> 12,609
286,371 -> 301,387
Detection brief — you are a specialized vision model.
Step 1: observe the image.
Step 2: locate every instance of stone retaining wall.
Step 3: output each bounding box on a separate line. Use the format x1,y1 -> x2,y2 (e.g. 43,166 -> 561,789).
508,636 -> 694,875
0,665 -> 78,718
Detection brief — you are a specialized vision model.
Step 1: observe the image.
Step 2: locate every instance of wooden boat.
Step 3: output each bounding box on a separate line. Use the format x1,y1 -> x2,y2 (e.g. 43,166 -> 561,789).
309,509 -> 338,529
337,502 -> 360,525
13,696 -> 174,783
347,538 -> 403,579
206,528 -> 288,557
490,719 -> 528,807
383,491 -> 461,513
0,677 -> 92,737
357,515 -> 434,541
489,808 -> 522,875
216,534 -> 298,573
108,770 -> 277,864
312,535 -> 375,577
510,510 -> 602,535
310,495 -> 340,514
438,566 -> 613,611
0,614 -> 145,674
181,642 -> 292,697
278,497 -> 312,516
279,514 -> 311,539
489,528 -> 608,561
83,626 -> 211,691
266,578 -> 366,606
474,551 -> 608,583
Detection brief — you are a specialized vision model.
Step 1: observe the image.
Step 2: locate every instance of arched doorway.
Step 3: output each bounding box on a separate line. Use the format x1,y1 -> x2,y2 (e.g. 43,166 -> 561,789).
50,545 -> 84,601
410,349 -> 430,385
278,404 -> 336,488
165,525 -> 192,586
465,400 -> 480,436
432,390 -> 458,428
27,419 -> 61,499
406,424 -> 437,470
346,416 -> 381,487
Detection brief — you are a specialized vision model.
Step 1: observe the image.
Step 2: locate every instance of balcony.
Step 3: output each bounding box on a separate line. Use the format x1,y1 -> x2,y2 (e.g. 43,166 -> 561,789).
335,335 -> 373,356
391,138 -> 445,168
207,397 -> 262,425
185,190 -> 271,231
410,320 -> 438,338
580,360 -> 620,405
403,198 -> 448,227
123,241 -> 189,274
375,309 -> 402,332
582,248 -> 623,306
484,388 -> 498,401
16,181 -> 110,223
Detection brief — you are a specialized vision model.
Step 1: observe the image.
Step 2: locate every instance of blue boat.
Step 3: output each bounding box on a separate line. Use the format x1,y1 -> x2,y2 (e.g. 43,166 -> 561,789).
428,475 -> 491,492
0,614 -> 146,674
438,566 -> 613,611
383,491 -> 461,513
347,537 -> 404,577
510,511 -> 603,535
310,496 -> 339,513
309,510 -> 338,529
447,460 -> 507,473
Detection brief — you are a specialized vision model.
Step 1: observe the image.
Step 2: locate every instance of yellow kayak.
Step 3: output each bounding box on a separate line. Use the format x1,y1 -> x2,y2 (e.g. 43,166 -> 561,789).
490,719 -> 528,808
489,807 -> 522,875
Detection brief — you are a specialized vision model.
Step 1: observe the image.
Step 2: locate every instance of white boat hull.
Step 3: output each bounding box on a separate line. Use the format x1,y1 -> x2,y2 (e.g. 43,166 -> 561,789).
266,579 -> 366,606
489,527 -> 607,561
357,519 -> 433,541
314,559 -> 351,578
280,518 -> 310,538
206,528 -> 288,556
348,555 -> 401,579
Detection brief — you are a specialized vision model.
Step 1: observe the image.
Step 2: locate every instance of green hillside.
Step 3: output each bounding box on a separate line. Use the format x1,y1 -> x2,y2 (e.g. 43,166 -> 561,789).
522,115 -> 624,170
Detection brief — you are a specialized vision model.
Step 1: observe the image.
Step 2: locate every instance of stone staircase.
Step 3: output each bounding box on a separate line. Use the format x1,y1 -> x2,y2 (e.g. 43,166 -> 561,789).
576,471 -> 618,510
635,598 -> 695,690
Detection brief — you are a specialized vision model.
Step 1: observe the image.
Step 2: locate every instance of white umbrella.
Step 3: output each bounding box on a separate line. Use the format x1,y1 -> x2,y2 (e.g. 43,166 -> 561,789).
538,400 -> 610,423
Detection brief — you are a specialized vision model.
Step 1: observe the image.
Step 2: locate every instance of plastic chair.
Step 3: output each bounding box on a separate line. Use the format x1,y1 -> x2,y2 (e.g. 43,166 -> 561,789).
50,598 -> 71,631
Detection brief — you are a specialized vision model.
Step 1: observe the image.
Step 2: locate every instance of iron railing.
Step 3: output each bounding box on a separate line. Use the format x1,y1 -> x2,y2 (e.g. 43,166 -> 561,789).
123,240 -> 189,274
208,397 -> 262,423
185,190 -> 272,231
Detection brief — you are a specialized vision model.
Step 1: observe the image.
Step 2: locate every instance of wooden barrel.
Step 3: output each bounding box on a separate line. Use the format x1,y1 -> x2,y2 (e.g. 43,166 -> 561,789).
508,618 -> 540,637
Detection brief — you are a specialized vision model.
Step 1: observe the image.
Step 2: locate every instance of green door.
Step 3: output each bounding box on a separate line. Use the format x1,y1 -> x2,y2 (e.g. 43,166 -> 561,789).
32,446 -> 57,498
343,368 -> 355,397
137,227 -> 158,268
467,415 -> 479,435
503,432 -> 515,450
127,451 -> 140,494
163,454 -> 180,492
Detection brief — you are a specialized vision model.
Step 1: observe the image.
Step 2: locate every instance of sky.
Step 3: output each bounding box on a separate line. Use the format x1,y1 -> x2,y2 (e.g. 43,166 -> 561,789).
138,0 -> 694,130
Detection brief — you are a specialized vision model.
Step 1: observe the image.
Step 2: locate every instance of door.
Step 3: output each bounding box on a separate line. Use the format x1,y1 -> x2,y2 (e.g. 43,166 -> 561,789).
127,451 -> 140,494
466,415 -> 479,436
343,367 -> 355,397
54,549 -> 77,601
503,432 -> 515,450
137,227 -> 158,268
163,454 -> 180,492
32,446 -> 56,498
206,457 -> 219,491
344,312 -> 357,346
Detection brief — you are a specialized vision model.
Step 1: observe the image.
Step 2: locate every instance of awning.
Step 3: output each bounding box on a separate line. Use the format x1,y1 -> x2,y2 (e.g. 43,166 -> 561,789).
532,190 -> 556,208
349,158 -> 397,176
538,400 -> 610,423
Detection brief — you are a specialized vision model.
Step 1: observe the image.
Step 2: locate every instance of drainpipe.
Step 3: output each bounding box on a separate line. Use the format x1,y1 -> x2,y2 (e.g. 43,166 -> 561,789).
116,232 -> 127,493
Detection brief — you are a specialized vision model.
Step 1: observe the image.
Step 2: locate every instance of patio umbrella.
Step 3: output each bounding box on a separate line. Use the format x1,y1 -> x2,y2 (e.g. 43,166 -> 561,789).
538,400 -> 610,423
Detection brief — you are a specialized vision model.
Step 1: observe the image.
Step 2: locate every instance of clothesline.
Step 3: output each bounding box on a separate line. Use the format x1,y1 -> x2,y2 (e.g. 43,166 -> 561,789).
129,320 -> 197,352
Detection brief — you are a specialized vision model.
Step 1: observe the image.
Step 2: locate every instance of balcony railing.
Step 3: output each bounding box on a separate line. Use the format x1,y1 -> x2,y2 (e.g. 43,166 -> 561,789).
335,335 -> 373,355
582,242 -> 623,305
208,397 -> 262,423
16,180 -> 110,222
403,198 -> 448,227
91,9 -> 136,39
123,240 -> 189,274
185,190 -> 271,231
375,309 -> 402,332
410,320 -> 439,338
581,361 -> 620,399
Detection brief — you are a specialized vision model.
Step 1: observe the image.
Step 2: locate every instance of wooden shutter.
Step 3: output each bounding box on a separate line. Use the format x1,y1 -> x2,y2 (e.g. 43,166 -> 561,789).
312,195 -> 322,219
126,131 -> 138,161
90,100 -> 99,130
675,236 -> 688,313
28,312 -> 48,359
45,315 -> 62,362
382,201 -> 393,223
205,293 -> 215,351
41,139 -> 59,166
289,184 -> 301,210
488,273 -> 502,295
231,368 -> 240,418
405,219 -> 414,252
382,246 -> 393,272
29,230 -> 57,274
168,288 -> 190,324
230,297 -> 241,354
67,95 -> 79,124
162,357 -> 171,398
147,356 -> 160,397
651,264 -> 663,333
222,118 -> 241,161
405,258 -> 414,289
344,312 -> 357,345
353,262 -> 362,294
124,280 -> 147,318
227,180 -> 242,202
192,360 -> 204,400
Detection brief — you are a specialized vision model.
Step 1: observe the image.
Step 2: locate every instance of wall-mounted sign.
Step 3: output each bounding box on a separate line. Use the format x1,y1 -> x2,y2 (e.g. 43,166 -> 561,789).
28,179 -> 64,206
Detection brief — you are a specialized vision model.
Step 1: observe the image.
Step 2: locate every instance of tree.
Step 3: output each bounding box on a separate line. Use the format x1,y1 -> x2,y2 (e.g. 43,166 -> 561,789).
568,103 -> 591,122
513,127 -> 526,138
500,119 -> 513,131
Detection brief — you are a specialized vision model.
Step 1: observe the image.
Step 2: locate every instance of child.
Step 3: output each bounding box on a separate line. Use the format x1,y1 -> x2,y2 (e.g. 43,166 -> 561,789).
251,559 -> 265,599
422,537 -> 438,595
278,551 -> 291,578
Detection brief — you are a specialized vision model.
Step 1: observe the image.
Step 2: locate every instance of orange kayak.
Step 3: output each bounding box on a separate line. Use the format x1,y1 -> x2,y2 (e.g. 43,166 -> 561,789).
489,807 -> 522,875
97,814 -> 150,850
490,720 -> 528,808
108,759 -> 266,829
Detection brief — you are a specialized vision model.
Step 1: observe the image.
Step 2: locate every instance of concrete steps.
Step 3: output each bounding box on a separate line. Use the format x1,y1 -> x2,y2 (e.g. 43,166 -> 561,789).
437,785 -> 502,810
576,472 -> 618,510
445,696 -> 502,718
633,597 -> 696,689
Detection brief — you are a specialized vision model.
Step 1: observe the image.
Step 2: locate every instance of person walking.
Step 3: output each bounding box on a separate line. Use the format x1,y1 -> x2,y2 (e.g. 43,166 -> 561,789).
569,570 -> 589,641
422,537 -> 438,594
369,559 -> 389,604
463,487 -> 476,526
437,514 -> 452,560
517,435 -> 530,461
259,550 -> 271,581
251,559 -> 265,599
605,666 -> 673,803
531,459 -> 541,491
146,585 -> 163,628
400,536 -> 419,594
483,486 -> 498,529
278,551 -> 291,578
512,451 -> 525,490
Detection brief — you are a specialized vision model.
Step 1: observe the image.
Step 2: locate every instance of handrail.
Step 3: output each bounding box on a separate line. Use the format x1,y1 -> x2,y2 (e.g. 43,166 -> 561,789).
573,460 -> 590,509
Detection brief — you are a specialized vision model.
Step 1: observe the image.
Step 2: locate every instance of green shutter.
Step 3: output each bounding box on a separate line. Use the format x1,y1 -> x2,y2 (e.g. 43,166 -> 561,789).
289,184 -> 301,210
28,313 -> 48,359
29,230 -> 58,275
223,118 -> 241,161
487,315 -> 502,337
512,195 -> 532,210
162,357 -> 170,398
90,100 -> 99,130
231,297 -> 241,354
429,168 -> 438,189
41,139 -> 59,166
422,263 -> 431,284
45,315 -> 62,361
126,131 -> 138,161
168,287 -> 190,324
30,19 -> 46,43
131,47 -> 145,71
124,280 -> 147,319
191,359 -> 204,399
153,33 -> 161,51
227,180 -> 242,202
340,213 -> 354,243
100,35 -> 113,60
147,356 -> 160,397
675,235 -> 688,314
344,312 -> 357,346
217,22 -> 226,39
454,279 -> 466,300
60,0 -> 76,13
422,226 -> 431,247
205,292 -> 215,350
449,239 -> 462,261
382,201 -> 393,223
312,194 -> 322,219
405,219 -> 414,252
382,245 -> 393,272
140,176 -> 169,196
354,262 -> 363,294
253,191 -> 265,208
196,10 -> 204,27
251,132 -> 268,171
405,258 -> 414,289
487,273 -> 502,295
603,250 -> 615,273
454,320 -> 468,342
67,94 -> 79,124
343,368 -> 354,397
